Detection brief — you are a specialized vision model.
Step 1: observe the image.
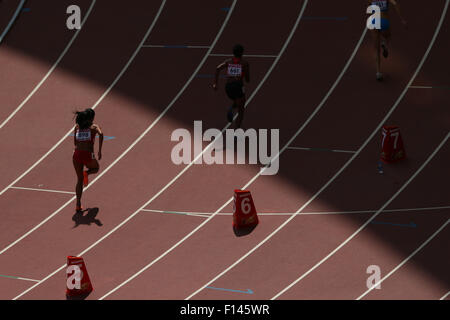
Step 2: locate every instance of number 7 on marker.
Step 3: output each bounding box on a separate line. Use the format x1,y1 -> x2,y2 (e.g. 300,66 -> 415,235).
382,131 -> 400,149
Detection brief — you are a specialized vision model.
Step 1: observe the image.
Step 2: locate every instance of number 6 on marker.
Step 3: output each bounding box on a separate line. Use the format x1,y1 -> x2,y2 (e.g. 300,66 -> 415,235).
366,5 -> 381,30
241,197 -> 251,215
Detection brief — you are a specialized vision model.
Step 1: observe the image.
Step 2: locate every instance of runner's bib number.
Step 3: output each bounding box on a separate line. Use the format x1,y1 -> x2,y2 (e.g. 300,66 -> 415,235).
227,63 -> 242,77
76,129 -> 91,141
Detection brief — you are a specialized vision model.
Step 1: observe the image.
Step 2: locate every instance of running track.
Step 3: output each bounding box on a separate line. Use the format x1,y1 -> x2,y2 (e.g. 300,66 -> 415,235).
0,0 -> 448,300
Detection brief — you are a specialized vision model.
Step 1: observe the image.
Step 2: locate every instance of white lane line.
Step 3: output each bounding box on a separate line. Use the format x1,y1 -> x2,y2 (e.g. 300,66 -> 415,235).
9,186 -> 75,195
12,0 -> 239,300
0,274 -> 40,283
142,44 -> 211,49
209,54 -> 278,58
409,86 -> 450,89
440,291 -> 450,300
0,0 -> 26,44
287,146 -> 357,153
357,219 -> 450,300
188,0 -> 450,300
409,86 -> 434,89
274,134 -> 449,300
140,205 -> 450,217
100,0 -> 334,299
0,0 -> 167,256
0,0 -> 97,130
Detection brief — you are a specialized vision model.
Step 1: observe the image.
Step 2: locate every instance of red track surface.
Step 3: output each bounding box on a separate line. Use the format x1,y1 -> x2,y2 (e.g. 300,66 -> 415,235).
0,0 -> 448,300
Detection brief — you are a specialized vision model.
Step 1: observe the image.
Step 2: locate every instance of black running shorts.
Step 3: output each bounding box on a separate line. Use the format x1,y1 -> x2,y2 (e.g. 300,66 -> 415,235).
225,80 -> 245,100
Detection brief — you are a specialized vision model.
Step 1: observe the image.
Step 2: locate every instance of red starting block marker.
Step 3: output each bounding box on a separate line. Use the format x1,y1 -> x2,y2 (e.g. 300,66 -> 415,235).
232,190 -> 259,229
66,256 -> 93,298
381,125 -> 406,163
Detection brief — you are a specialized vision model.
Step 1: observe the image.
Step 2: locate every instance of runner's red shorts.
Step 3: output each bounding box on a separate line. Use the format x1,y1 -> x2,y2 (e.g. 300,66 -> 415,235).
73,149 -> 95,166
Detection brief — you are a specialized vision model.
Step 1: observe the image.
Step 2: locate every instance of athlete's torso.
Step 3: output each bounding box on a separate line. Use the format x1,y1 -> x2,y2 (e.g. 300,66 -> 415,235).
75,125 -> 96,151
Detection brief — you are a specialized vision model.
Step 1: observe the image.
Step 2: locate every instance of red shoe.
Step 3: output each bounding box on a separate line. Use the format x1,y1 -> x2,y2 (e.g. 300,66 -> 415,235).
83,171 -> 89,187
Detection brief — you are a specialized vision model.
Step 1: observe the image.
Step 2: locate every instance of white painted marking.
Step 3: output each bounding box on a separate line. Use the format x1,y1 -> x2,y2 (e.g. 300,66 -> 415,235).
97,0 -> 311,300
357,219 -> 450,300
10,186 -> 75,195
189,0 -> 450,300
440,291 -> 450,300
0,1 -> 97,130
140,205 -> 450,217
287,146 -> 357,153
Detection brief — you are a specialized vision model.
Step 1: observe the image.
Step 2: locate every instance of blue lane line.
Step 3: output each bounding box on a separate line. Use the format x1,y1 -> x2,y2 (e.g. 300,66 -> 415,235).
371,221 -> 417,228
302,16 -> 348,21
69,134 -> 115,141
206,286 -> 254,294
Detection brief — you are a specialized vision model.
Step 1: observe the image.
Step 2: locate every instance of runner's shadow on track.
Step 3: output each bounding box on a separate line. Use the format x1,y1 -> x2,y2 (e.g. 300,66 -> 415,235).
72,208 -> 103,228
233,225 -> 257,237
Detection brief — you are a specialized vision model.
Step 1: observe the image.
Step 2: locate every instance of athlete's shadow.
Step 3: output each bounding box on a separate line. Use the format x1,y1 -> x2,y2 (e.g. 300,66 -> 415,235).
72,208 -> 103,228
233,224 -> 257,237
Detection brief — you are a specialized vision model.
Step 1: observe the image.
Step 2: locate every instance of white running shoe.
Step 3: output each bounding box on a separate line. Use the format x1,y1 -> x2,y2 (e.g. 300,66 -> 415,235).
376,72 -> 384,81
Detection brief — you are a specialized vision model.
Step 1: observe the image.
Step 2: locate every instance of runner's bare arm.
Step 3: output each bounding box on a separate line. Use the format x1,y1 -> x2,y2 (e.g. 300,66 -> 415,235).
213,60 -> 228,90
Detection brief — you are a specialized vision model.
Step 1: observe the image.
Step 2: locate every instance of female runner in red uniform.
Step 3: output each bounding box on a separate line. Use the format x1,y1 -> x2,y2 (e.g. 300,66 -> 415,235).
73,108 -> 103,211
368,0 -> 407,80
212,44 -> 250,129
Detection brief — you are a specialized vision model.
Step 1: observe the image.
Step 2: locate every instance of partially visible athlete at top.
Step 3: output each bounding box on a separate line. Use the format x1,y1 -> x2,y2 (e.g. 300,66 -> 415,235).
368,0 -> 407,81
213,44 -> 250,129
72,108 -> 103,212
